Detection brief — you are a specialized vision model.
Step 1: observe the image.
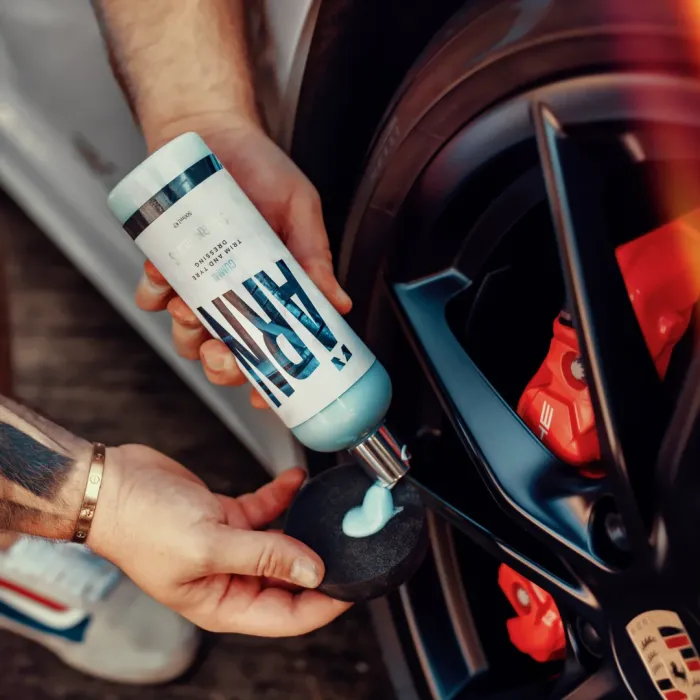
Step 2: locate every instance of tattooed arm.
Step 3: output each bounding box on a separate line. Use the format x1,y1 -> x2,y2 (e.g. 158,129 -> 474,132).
0,396 -> 92,539
0,393 -> 349,635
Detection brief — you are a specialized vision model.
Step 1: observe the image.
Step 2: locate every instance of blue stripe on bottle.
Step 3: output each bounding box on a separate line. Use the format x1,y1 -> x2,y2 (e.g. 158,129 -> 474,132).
0,600 -> 90,642
123,153 -> 224,239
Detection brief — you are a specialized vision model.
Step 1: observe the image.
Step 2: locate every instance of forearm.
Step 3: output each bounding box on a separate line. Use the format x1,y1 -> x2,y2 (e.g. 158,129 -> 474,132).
0,396 -> 92,540
95,0 -> 262,150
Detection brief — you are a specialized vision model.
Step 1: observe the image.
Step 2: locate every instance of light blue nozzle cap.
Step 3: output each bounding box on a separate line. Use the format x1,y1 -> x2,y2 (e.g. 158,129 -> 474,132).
107,132 -> 213,225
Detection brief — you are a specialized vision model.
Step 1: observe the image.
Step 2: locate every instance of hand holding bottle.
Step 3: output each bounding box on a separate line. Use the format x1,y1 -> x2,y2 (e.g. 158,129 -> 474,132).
134,124 -> 352,409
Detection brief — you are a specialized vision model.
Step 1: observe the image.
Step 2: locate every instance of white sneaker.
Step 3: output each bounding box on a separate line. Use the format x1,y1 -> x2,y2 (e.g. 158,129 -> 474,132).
0,537 -> 200,684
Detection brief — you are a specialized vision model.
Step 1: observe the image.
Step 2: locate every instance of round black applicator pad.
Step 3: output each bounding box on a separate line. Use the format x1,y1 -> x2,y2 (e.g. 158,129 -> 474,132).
283,464 -> 428,603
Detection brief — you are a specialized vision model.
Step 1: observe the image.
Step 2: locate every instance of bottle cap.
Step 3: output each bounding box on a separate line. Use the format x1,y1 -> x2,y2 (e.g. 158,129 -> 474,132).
107,132 -> 214,229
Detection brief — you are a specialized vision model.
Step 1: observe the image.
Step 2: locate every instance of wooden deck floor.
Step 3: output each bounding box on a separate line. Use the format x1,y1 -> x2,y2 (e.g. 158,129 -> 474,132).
0,192 -> 395,700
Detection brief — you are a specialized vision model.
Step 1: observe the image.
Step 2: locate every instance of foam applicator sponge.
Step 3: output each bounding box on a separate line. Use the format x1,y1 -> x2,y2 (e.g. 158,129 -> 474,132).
283,464 -> 428,603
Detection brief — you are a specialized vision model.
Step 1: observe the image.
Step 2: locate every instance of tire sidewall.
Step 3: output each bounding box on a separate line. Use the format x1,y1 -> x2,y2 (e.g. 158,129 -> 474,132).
339,0 -> 695,323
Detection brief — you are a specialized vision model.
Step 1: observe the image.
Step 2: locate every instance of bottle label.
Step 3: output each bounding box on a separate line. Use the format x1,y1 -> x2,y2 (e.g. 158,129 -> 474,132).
134,167 -> 375,429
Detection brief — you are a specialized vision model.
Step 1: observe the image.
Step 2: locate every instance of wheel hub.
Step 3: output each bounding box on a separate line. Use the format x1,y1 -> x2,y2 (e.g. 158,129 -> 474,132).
613,607 -> 700,698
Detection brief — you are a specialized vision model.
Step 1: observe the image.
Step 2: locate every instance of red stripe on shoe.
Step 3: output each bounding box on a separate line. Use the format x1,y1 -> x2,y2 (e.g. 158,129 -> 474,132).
664,690 -> 687,700
0,577 -> 68,611
686,659 -> 700,671
665,635 -> 691,649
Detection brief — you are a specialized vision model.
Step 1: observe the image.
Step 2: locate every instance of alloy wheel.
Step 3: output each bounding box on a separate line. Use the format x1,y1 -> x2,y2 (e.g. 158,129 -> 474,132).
350,73 -> 700,699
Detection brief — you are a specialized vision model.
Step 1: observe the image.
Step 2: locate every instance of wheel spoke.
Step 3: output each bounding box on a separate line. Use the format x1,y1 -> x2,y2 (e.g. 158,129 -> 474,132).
533,102 -> 669,549
655,343 -> 700,575
392,270 -> 610,580
420,485 -> 601,621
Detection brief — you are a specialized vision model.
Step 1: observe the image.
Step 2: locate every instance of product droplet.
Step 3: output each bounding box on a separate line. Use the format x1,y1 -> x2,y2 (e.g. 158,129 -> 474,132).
342,481 -> 403,538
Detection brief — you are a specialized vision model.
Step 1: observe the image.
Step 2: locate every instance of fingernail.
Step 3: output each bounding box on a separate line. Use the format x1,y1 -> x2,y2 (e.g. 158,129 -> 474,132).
290,558 -> 320,588
204,348 -> 235,372
139,274 -> 170,296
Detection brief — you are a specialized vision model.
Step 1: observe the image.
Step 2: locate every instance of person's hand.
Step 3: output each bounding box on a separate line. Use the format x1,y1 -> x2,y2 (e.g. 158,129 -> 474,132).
90,444 -> 350,636
136,124 -> 352,409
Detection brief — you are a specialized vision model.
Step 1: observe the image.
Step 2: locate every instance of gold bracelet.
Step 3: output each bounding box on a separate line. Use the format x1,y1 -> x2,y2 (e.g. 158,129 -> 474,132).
72,443 -> 106,545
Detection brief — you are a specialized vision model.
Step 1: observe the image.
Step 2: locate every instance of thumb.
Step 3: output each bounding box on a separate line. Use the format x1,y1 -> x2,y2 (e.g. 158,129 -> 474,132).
299,256 -> 352,316
211,527 -> 325,589
285,188 -> 352,315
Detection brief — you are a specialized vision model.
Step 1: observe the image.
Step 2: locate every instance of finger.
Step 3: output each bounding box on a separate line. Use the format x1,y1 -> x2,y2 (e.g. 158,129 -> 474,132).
172,318 -> 210,360
200,339 -> 247,386
144,259 -> 169,287
167,297 -> 203,329
168,297 -> 209,361
250,388 -> 271,410
209,527 -> 324,590
285,189 -> 352,314
216,587 -> 351,637
236,467 -> 306,529
261,577 -> 301,592
136,261 -> 174,311
300,256 -> 353,315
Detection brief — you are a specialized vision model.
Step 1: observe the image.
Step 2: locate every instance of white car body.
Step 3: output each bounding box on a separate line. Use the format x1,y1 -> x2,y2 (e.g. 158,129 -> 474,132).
0,0 -> 323,475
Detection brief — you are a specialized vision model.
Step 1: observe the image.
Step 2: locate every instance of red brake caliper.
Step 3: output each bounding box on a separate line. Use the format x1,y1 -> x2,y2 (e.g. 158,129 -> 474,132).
498,212 -> 700,663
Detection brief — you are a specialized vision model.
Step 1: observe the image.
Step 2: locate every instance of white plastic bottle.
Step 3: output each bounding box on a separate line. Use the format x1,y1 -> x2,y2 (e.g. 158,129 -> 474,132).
107,133 -> 408,486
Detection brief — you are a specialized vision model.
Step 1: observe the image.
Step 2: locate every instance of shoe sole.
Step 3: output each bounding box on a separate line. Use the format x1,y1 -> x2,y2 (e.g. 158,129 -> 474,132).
0,613 -> 200,685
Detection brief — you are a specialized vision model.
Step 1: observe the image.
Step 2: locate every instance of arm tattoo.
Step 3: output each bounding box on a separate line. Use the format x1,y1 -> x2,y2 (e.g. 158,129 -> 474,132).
0,397 -> 91,539
0,423 -> 73,498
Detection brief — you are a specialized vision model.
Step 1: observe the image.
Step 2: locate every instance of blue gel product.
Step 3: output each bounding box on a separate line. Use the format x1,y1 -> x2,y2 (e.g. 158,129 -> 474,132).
341,481 -> 403,538
107,133 -> 407,486
282,463 -> 428,602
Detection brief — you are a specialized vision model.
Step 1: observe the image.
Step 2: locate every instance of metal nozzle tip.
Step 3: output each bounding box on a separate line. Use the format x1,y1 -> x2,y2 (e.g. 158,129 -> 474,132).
348,425 -> 410,488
